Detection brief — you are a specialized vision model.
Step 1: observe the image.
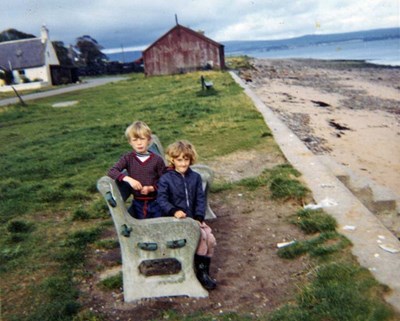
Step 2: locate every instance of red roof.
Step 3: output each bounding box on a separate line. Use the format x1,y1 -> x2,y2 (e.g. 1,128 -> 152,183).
143,24 -> 223,54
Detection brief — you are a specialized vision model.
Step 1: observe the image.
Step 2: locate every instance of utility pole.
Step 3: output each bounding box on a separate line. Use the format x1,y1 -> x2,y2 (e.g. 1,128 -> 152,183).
121,44 -> 125,63
11,86 -> 27,106
8,60 -> 26,106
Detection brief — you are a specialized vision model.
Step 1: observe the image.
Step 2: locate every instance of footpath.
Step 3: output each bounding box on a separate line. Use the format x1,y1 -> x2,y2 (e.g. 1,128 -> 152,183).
0,76 -> 127,107
230,71 -> 400,313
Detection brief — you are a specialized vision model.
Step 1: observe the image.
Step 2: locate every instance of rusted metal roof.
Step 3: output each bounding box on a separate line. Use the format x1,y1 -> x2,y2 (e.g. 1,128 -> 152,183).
143,24 -> 223,54
143,24 -> 225,76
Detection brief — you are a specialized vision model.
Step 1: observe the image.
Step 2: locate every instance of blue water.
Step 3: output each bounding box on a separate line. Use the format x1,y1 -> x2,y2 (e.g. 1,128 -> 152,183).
106,28 -> 400,67
224,38 -> 400,66
106,51 -> 142,63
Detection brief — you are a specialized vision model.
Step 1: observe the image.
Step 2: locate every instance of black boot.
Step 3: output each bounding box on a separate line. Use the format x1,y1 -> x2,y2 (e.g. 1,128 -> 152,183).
194,255 -> 217,290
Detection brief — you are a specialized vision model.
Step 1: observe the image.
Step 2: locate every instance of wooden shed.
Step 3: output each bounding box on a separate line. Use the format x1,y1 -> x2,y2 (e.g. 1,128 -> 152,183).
143,24 -> 225,76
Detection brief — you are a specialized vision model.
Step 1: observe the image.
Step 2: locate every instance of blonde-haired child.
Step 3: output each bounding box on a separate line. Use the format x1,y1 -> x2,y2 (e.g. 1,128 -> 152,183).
157,140 -> 217,290
108,121 -> 165,218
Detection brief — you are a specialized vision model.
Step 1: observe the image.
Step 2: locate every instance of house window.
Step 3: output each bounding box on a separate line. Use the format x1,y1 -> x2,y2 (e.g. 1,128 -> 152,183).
18,70 -> 25,75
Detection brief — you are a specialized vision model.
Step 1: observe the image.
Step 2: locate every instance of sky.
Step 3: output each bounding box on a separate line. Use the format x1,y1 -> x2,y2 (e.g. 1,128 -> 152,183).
2,0 -> 399,53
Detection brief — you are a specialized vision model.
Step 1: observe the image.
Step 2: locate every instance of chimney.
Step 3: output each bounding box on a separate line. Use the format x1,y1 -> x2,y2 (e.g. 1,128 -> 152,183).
41,25 -> 49,43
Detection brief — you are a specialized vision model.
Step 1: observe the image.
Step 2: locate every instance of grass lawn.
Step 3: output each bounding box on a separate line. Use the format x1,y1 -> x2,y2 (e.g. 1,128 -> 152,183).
0,70 -> 269,320
0,65 -> 397,321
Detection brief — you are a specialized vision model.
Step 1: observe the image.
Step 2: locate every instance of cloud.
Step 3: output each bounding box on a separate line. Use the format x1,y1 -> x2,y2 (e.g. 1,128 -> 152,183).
1,0 -> 398,49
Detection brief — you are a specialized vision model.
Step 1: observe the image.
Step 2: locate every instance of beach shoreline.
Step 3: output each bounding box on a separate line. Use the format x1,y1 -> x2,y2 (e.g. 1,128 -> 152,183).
245,58 -> 400,195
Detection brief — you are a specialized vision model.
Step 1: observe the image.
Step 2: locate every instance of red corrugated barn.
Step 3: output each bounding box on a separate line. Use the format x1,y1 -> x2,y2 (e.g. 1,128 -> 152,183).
143,24 -> 225,76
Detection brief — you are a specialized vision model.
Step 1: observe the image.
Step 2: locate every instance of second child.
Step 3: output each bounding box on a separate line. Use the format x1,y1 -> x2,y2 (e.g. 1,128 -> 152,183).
157,140 -> 217,290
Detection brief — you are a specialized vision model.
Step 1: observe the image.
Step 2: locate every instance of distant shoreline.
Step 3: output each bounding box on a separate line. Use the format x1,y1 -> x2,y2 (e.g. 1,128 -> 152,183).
250,57 -> 400,69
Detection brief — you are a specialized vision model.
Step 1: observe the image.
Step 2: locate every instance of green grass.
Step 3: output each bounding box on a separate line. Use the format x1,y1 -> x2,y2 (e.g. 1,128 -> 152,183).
291,208 -> 338,234
225,55 -> 254,70
0,72 -> 269,220
0,70 -> 272,320
277,231 -> 351,259
271,208 -> 393,321
153,311 -> 254,321
212,163 -> 310,204
268,260 -> 393,321
98,272 -> 123,291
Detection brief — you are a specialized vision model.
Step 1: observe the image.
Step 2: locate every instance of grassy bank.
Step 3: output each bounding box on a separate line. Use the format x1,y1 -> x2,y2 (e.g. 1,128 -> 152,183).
0,70 -> 270,320
0,66 -> 397,320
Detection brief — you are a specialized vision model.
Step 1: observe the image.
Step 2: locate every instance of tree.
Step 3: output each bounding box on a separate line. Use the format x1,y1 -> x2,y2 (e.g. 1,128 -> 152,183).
52,41 -> 74,66
0,28 -> 35,43
75,35 -> 107,67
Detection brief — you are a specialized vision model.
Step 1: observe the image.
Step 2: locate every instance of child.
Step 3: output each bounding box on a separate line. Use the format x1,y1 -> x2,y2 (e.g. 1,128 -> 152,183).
157,140 -> 217,290
108,121 -> 166,219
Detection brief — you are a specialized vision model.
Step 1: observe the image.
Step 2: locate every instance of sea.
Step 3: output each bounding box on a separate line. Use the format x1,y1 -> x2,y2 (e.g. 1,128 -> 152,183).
106,27 -> 400,67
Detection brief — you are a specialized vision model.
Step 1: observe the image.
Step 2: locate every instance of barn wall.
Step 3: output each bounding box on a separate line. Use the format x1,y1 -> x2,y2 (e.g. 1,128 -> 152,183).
144,27 -> 224,76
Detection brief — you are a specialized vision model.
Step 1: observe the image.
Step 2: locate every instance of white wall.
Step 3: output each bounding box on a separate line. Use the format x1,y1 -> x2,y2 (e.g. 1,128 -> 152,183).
24,66 -> 48,82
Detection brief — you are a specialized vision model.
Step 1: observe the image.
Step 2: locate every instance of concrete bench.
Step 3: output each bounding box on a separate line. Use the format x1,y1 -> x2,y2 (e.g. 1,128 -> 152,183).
97,176 -> 209,302
200,75 -> 213,90
96,135 -> 216,301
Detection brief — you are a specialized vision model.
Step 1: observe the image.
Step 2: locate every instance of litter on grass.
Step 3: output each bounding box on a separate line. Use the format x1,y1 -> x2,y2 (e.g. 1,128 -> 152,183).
52,100 -> 79,107
277,241 -> 296,248
304,198 -> 338,210
343,225 -> 356,231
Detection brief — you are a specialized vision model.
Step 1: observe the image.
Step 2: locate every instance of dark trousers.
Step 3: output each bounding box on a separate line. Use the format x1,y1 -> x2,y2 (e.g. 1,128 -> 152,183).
116,180 -> 162,219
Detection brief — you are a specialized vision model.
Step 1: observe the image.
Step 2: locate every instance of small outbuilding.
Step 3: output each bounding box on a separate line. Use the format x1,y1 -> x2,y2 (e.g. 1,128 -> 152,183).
143,24 -> 225,76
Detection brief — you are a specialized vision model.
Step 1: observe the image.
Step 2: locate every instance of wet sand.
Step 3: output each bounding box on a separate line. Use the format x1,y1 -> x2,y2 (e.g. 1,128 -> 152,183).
245,59 -> 400,195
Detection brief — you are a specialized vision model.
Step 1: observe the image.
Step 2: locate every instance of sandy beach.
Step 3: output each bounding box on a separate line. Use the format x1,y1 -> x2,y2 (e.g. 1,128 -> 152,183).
245,59 -> 400,196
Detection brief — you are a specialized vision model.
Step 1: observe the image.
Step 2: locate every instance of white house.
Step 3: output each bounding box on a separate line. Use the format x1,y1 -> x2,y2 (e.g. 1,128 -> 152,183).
0,26 -> 60,86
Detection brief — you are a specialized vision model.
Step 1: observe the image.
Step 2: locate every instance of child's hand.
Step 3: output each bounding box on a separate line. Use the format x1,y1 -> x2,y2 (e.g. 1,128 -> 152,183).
174,211 -> 187,219
123,176 -> 142,190
140,186 -> 154,195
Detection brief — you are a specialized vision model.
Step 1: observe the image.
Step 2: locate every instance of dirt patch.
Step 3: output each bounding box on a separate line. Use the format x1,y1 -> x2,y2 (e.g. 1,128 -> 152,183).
79,149 -> 312,320
207,148 -> 286,183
